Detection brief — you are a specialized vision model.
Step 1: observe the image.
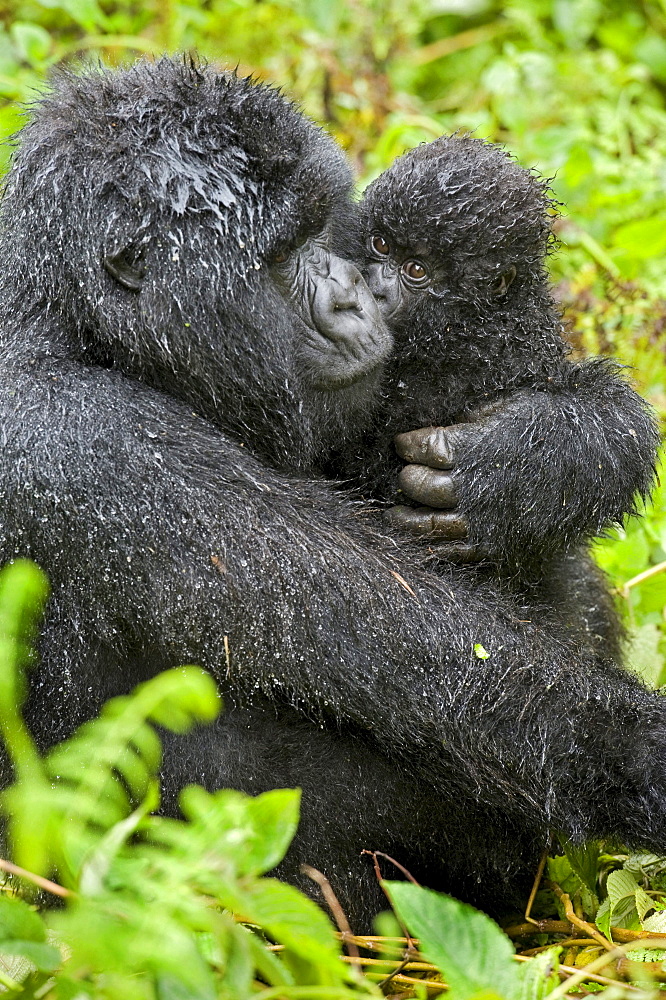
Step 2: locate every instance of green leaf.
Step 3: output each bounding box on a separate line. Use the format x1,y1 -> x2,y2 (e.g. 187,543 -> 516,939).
36,0 -> 109,32
612,217 -> 666,261
174,787 -> 300,877
0,939 -> 61,971
515,947 -> 560,1000
474,644 -> 491,660
635,32 -> 666,83
245,925 -> 295,987
595,897 -> 611,939
216,922 -> 254,996
0,895 -> 46,942
560,839 -> 600,895
641,911 -> 666,934
596,870 -> 649,936
220,879 -> 345,984
384,882 -> 518,1000
626,623 -> 666,688
10,22 -> 50,65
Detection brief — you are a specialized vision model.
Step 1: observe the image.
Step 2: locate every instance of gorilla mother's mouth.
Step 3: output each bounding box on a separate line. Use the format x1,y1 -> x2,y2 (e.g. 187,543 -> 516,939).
301,309 -> 393,390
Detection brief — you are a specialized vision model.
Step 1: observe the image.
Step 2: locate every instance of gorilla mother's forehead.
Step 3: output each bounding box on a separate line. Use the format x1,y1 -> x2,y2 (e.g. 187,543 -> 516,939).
13,57 -> 351,261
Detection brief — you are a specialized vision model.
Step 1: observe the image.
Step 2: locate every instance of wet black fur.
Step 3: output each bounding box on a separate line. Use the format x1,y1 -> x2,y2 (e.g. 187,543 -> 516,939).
1,62 -> 666,931
336,135 -> 659,656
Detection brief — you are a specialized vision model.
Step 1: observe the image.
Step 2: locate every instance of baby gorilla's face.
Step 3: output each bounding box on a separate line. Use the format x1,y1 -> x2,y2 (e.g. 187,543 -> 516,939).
359,228 -> 517,324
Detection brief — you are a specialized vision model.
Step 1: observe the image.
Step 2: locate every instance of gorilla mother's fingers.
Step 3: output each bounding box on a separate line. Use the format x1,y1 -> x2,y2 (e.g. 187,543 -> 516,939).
394,423 -> 475,470
384,504 -> 468,540
428,541 -> 485,564
397,464 -> 459,509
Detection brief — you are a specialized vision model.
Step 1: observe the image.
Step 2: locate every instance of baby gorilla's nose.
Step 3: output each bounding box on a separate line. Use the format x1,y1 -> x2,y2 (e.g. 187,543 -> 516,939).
366,261 -> 403,318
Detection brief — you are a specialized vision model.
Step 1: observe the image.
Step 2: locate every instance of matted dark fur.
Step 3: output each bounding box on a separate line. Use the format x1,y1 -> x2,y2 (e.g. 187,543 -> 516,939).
1,61 -> 666,931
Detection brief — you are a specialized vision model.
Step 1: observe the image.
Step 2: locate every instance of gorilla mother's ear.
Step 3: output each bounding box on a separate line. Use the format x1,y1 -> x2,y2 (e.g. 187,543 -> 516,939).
103,247 -> 145,292
491,265 -> 517,299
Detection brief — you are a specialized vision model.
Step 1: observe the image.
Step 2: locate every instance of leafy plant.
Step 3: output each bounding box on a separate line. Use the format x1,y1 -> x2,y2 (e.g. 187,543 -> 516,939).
0,561 -> 371,1000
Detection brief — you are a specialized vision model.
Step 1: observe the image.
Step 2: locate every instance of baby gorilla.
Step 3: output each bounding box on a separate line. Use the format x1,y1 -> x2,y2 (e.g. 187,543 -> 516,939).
336,135 -> 658,654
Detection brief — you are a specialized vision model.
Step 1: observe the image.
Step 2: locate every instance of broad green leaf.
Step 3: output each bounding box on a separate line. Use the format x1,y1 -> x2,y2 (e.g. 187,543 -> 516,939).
245,925 -> 295,987
515,947 -> 560,1000
215,922 -> 254,996
220,878 -> 345,984
642,911 -> 666,934
384,882 -> 518,1000
547,855 -> 579,900
560,839 -> 600,895
595,897 -> 611,939
0,895 -> 46,942
0,939 -> 61,971
36,0 -> 109,32
178,786 -> 300,875
596,869 -> 648,936
612,217 -> 666,260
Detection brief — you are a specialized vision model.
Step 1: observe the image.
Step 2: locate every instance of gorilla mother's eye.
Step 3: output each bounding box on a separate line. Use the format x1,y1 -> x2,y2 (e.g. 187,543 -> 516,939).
371,235 -> 390,257
401,259 -> 429,285
272,247 -> 291,265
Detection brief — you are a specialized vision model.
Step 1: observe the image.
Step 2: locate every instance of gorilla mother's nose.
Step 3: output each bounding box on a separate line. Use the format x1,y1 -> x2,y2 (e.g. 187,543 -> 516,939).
328,256 -> 364,311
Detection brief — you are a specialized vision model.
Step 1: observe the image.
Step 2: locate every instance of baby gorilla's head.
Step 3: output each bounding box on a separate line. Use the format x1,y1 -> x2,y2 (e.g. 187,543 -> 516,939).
356,134 -> 556,329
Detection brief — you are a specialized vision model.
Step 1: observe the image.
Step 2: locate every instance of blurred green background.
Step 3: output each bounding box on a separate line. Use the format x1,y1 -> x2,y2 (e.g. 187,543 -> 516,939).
1,0 -> 665,678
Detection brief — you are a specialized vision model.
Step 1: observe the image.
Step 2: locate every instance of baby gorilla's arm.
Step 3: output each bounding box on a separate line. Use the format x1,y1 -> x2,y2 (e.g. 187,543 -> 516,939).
388,360 -> 659,570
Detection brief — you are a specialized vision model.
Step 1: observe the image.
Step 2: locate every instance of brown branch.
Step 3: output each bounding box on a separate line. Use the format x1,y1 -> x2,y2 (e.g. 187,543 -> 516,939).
301,865 -> 359,962
414,22 -> 508,65
360,851 -> 421,986
505,919 -> 573,938
550,882 -> 614,952
520,938 -> 602,956
507,918 -> 666,944
525,849 -> 549,925
617,957 -> 666,982
0,858 -> 72,898
363,970 -> 447,992
362,850 -> 421,885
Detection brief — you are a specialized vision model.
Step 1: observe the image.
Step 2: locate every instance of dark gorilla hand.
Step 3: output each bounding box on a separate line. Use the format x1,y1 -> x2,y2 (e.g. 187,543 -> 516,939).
386,421 -> 486,562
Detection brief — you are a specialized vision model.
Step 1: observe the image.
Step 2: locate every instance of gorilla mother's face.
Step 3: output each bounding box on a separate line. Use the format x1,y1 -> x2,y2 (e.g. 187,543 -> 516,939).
271,230 -> 392,390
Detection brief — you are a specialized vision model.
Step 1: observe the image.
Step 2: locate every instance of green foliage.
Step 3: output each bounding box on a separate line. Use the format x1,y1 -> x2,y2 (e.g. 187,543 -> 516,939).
0,562 -> 369,1000
385,880 -> 560,1000
385,880 -> 519,999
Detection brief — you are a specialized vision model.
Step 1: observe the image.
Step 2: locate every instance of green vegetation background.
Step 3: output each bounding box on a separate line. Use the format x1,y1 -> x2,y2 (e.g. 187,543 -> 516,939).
1,0 -> 665,679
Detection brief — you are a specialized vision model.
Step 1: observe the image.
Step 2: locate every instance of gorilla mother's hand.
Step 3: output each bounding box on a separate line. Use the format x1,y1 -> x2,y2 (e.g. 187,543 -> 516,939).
385,423 -> 484,563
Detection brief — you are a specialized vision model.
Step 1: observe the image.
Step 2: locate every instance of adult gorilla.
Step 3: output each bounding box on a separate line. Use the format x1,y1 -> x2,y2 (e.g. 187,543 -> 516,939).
0,58 -> 665,929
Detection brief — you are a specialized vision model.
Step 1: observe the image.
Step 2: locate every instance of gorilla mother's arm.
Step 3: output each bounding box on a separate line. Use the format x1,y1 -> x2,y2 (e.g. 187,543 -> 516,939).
4,350 -> 666,853
391,357 -> 659,568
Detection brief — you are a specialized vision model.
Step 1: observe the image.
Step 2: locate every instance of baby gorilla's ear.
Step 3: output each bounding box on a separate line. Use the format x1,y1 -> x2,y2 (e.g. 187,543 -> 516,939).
490,265 -> 517,298
103,246 -> 145,292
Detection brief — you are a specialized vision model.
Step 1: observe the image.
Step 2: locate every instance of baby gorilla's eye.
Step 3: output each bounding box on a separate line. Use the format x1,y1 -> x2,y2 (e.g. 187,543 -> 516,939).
371,235 -> 390,256
402,259 -> 428,284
